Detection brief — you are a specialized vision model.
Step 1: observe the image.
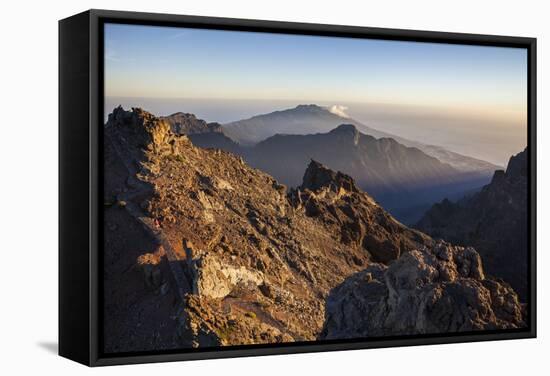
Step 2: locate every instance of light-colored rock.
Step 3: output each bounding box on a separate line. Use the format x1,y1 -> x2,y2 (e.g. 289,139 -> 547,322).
320,241 -> 524,340
190,254 -> 265,299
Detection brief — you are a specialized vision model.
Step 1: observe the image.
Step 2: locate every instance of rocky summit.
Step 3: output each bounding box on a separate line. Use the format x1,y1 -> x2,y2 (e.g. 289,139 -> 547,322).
102,106 -> 525,353
416,148 -> 528,299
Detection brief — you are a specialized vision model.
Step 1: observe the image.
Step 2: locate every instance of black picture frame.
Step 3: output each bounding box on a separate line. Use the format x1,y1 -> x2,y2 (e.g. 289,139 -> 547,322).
59,9 -> 537,367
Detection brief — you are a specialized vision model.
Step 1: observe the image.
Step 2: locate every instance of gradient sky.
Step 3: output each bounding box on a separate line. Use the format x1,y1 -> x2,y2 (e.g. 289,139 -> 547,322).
105,23 -> 527,112
104,23 -> 527,165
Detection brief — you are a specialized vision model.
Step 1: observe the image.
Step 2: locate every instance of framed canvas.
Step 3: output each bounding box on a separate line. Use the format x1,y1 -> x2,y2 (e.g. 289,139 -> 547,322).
59,9 -> 537,366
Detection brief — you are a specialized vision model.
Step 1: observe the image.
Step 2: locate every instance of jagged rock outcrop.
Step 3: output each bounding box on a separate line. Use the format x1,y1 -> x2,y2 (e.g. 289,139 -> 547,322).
291,160 -> 432,264
301,159 -> 360,193
106,106 -> 173,155
320,241 -> 524,340
416,149 -> 528,299
103,106 -> 525,352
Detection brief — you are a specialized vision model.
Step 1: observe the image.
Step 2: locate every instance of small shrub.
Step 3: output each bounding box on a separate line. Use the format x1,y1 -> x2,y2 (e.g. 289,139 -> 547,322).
216,324 -> 235,342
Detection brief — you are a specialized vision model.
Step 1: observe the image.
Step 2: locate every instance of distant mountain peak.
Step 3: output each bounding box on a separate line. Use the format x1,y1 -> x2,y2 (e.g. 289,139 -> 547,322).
296,104 -> 321,108
333,123 -> 358,132
161,111 -> 222,135
293,104 -> 327,113
329,124 -> 360,145
223,104 -> 500,174
330,123 -> 358,133
167,111 -> 196,118
292,104 -> 350,118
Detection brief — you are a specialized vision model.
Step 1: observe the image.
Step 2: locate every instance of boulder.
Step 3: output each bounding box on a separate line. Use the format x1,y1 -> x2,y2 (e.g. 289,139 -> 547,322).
320,241 -> 524,340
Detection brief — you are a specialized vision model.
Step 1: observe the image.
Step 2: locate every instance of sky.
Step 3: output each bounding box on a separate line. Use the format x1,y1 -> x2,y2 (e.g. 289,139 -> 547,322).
104,23 -> 528,165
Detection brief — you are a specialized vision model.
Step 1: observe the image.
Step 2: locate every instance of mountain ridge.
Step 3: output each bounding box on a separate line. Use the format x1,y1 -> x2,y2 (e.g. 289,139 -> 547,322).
102,106 -> 524,352
108,106 -> 495,224
241,122 -> 491,223
223,104 -> 501,173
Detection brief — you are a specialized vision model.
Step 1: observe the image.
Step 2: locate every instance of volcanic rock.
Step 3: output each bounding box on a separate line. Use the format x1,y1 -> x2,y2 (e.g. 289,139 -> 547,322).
320,241 -> 524,339
416,148 -> 528,299
102,106 -> 525,352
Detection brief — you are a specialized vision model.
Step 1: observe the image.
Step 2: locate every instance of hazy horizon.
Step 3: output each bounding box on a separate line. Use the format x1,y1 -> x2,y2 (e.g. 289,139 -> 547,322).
104,96 -> 524,166
104,23 -> 528,166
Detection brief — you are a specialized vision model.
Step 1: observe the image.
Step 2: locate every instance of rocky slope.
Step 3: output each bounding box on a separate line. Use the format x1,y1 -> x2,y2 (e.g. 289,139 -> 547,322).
103,106 -> 525,352
416,149 -> 528,299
